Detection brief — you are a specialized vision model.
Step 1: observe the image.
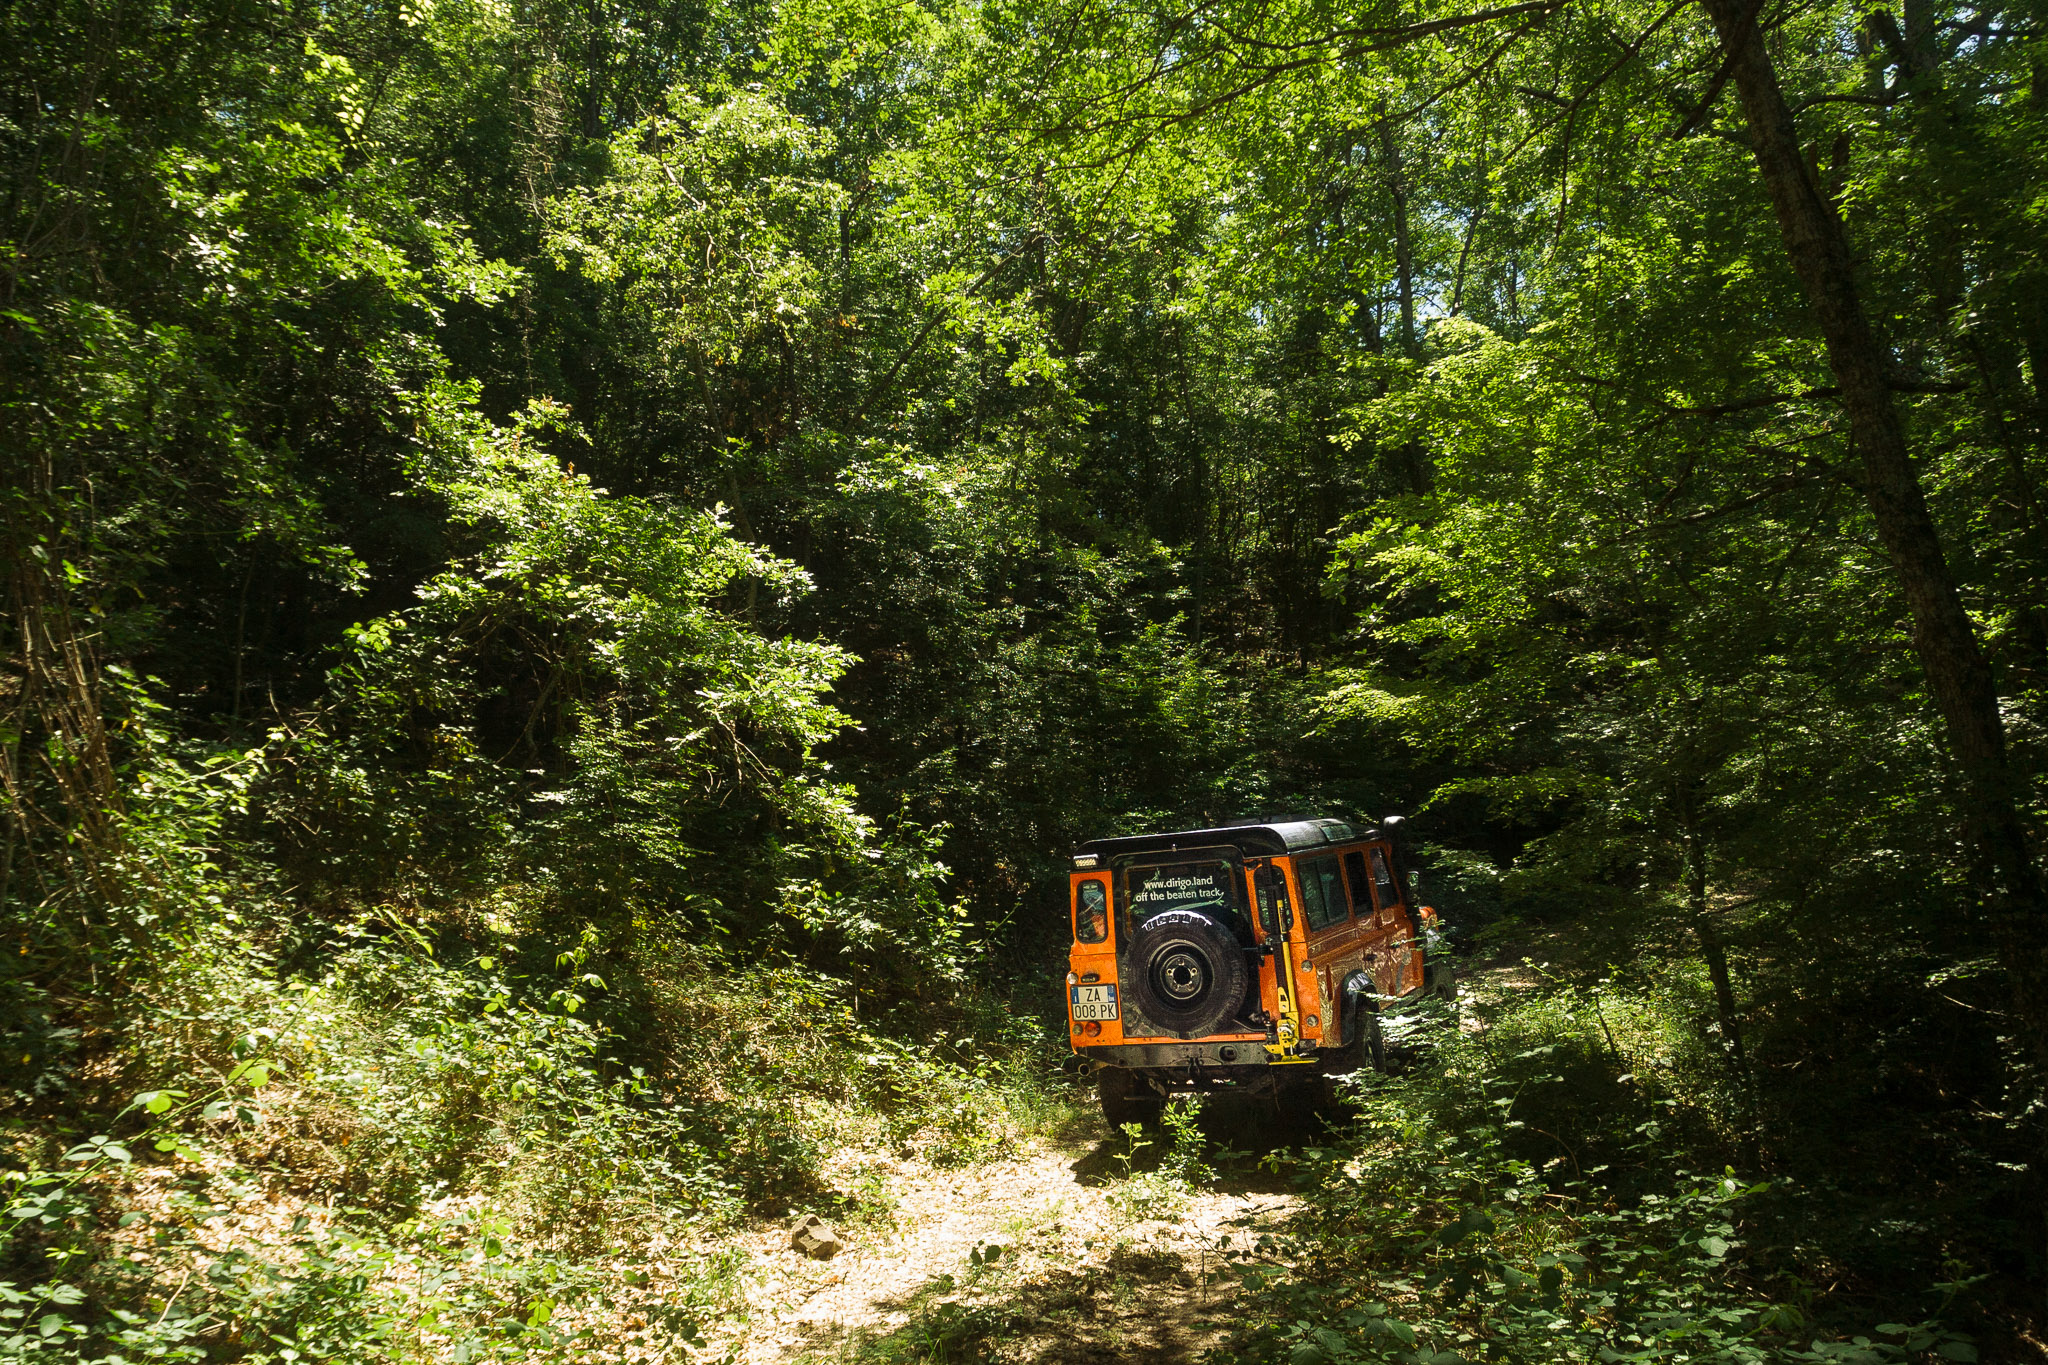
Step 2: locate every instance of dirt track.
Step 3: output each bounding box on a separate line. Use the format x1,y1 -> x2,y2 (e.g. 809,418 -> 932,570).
717,1118 -> 1301,1364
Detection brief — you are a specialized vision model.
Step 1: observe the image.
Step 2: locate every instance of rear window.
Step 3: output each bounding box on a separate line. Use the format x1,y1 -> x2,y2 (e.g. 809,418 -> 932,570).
1075,879 -> 1109,943
1119,857 -> 1253,943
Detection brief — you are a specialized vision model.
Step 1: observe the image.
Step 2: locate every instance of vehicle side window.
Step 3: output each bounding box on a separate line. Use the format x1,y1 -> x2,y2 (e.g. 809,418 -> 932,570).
1342,850 -> 1373,917
1315,859 -> 1350,928
1370,847 -> 1402,914
1299,856 -> 1346,931
1075,879 -> 1109,943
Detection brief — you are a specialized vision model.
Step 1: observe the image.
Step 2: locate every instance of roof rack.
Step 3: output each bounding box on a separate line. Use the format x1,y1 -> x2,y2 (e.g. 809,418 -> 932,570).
1074,818 -> 1368,859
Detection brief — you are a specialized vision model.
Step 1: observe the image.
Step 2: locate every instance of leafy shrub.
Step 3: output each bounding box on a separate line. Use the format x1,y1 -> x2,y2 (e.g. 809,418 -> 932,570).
2,884 -> 1067,1363
1216,988 -> 1981,1365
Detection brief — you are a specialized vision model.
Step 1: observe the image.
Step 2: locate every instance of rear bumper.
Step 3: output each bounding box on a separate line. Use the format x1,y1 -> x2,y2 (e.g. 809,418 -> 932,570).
1075,1039 -> 1272,1073
1076,1039 -> 1312,1096
1073,1039 -> 1277,1096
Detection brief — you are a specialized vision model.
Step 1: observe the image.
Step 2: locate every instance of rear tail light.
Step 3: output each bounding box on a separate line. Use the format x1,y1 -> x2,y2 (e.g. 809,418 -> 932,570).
1082,1020 -> 1102,1037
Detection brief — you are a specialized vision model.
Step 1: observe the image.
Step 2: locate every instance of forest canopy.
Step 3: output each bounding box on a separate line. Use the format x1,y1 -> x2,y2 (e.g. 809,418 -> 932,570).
3,0 -> 2045,1352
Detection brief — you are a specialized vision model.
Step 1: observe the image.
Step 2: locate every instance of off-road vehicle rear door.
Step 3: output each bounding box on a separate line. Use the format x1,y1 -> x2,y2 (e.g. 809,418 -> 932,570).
1113,849 -> 1266,1042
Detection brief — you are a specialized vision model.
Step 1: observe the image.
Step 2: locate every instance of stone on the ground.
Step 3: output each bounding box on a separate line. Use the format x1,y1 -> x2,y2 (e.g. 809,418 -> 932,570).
788,1213 -> 842,1260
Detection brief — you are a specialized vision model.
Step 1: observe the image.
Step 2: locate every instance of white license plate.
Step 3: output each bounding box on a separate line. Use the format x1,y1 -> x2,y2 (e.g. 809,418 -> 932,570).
1071,984 -> 1119,1021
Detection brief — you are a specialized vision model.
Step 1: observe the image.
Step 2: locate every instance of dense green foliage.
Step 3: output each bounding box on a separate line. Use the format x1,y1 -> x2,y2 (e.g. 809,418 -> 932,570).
3,0 -> 2044,1352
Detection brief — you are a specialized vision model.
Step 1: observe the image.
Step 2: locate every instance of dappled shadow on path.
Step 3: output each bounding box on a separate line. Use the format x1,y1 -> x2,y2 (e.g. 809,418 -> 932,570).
796,1235 -> 1263,1364
785,1101 -> 1311,1364
1065,1086 -> 1352,1189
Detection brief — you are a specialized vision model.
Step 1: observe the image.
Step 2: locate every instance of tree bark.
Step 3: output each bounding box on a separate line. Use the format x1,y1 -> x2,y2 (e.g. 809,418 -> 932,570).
1694,0 -> 2048,1062
1683,836 -> 1759,1132
1377,120 -> 1418,356
1377,120 -> 1430,494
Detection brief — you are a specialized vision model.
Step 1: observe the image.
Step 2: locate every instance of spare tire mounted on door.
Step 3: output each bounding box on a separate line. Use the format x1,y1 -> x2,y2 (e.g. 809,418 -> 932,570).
1125,908 -> 1249,1038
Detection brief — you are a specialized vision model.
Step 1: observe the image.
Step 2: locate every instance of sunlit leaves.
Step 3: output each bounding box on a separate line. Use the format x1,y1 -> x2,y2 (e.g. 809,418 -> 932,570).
546,90 -> 844,371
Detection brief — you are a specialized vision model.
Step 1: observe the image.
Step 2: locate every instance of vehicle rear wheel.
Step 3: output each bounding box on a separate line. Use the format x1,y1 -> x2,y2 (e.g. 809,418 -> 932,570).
1317,1008 -> 1385,1111
1097,1068 -> 1163,1129
1274,1075 -> 1324,1135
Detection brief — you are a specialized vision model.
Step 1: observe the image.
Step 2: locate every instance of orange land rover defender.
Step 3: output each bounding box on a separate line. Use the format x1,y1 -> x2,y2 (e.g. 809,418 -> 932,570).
1064,818 -> 1452,1124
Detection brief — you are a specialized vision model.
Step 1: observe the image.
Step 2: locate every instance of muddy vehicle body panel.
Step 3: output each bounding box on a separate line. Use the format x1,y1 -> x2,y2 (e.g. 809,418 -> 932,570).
1065,818 -> 1450,1116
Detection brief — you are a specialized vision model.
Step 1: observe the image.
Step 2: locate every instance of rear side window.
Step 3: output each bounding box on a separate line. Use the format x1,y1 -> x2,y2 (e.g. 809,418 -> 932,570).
1370,847 -> 1402,913
1297,856 -> 1348,931
1342,850 -> 1374,917
1075,879 -> 1109,943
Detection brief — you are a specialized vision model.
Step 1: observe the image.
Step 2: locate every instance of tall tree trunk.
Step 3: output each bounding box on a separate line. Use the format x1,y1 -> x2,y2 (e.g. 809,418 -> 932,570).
1694,0 -> 2048,1064
1376,120 -> 1418,356
1377,120 -> 1429,494
1684,832 -> 1747,1077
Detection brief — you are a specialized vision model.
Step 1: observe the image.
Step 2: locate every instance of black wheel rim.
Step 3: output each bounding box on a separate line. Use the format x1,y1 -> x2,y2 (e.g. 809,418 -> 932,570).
1151,944 -> 1210,1006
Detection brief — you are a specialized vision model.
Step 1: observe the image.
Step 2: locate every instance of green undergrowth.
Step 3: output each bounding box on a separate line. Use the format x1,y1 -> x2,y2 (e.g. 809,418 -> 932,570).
2,900 -> 1074,1363
1102,1099 -> 1214,1225
1213,981 -> 1993,1365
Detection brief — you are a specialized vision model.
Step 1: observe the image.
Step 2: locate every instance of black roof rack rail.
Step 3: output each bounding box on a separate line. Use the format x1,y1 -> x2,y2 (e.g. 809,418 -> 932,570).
1073,818 -> 1369,859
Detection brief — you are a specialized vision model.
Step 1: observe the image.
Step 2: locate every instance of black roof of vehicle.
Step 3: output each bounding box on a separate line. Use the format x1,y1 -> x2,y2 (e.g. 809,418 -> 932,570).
1073,819 -> 1367,861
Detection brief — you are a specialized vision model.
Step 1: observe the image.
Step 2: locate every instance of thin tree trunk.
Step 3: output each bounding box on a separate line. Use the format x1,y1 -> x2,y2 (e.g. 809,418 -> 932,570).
1449,201 -> 1484,318
1676,774 -> 1759,1161
1694,0 -> 2048,1075
1377,120 -> 1417,355
231,564 -> 252,722
1684,831 -> 1748,1078
1377,120 -> 1429,494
